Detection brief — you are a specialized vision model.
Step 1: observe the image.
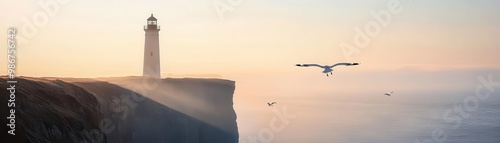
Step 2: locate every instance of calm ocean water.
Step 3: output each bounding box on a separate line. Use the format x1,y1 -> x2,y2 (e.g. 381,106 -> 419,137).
258,101 -> 500,143
236,72 -> 500,143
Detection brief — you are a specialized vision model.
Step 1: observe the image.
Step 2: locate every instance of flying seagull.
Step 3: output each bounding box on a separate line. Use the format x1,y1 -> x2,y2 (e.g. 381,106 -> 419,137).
384,91 -> 394,97
295,62 -> 359,77
267,102 -> 277,107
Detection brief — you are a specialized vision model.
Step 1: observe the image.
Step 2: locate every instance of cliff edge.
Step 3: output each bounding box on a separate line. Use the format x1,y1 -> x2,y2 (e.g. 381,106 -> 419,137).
0,76 -> 238,143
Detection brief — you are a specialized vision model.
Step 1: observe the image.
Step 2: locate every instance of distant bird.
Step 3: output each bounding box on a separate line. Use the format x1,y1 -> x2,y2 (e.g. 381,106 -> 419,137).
384,91 -> 394,96
295,62 -> 359,77
267,102 -> 277,107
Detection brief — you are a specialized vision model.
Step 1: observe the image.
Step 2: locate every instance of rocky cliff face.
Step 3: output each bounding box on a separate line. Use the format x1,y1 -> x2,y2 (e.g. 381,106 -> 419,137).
0,76 -> 238,143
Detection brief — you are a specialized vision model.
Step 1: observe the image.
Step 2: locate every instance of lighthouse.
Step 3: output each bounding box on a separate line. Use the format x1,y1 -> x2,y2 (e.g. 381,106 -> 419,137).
143,14 -> 161,78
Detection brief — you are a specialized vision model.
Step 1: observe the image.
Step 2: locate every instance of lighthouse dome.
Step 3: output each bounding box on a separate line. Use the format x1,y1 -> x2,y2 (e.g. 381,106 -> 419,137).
147,14 -> 157,21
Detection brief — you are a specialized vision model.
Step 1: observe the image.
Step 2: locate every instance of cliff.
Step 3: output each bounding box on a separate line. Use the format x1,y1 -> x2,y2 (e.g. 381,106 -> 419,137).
0,76 -> 238,143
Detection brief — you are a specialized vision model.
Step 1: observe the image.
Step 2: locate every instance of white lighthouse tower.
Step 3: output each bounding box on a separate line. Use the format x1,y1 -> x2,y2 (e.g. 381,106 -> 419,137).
143,14 -> 161,78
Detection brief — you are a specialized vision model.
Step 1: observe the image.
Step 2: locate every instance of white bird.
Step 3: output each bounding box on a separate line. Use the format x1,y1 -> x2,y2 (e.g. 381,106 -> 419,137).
384,91 -> 394,96
267,102 -> 277,107
295,62 -> 359,77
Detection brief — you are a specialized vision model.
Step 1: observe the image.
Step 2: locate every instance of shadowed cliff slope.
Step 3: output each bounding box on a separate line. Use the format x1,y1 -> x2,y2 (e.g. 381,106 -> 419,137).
1,76 -> 238,143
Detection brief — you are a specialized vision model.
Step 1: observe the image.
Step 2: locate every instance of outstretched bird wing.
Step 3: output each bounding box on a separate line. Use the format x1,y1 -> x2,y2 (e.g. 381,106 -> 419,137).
329,63 -> 359,68
296,64 -> 324,68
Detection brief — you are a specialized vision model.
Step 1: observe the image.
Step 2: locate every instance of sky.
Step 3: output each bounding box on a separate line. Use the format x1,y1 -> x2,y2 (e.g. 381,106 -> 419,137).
1,0 -> 499,77
2,1 -> 500,142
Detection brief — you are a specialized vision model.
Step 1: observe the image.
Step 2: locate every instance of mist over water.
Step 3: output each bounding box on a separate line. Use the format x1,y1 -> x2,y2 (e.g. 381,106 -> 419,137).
234,68 -> 500,143
271,101 -> 500,143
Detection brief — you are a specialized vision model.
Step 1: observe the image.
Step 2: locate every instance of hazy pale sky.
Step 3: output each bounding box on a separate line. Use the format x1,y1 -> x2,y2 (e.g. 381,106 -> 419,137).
1,0 -> 499,77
